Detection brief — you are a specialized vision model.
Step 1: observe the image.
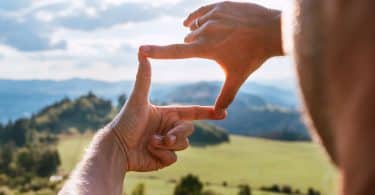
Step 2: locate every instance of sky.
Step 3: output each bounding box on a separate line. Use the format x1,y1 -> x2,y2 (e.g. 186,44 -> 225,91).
0,0 -> 295,82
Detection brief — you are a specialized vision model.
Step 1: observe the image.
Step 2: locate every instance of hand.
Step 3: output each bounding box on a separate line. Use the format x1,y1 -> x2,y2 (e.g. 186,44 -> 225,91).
109,54 -> 225,172
140,1 -> 283,111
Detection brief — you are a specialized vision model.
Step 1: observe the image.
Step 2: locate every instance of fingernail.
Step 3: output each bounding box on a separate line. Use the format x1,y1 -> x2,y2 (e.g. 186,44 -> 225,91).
153,135 -> 163,145
140,46 -> 151,55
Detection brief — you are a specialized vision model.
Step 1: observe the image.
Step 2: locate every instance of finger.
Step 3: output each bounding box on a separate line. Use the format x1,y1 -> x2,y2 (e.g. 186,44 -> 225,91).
167,121 -> 194,138
128,53 -> 151,104
184,4 -> 217,27
215,76 -> 245,111
154,137 -> 190,151
139,43 -> 203,59
185,22 -> 211,43
150,122 -> 192,150
160,106 -> 226,120
147,144 -> 177,167
189,10 -> 217,31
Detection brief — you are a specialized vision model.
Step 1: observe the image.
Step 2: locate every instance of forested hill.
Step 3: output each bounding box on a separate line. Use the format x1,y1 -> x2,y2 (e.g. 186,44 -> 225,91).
0,79 -> 308,141
0,93 -> 229,147
0,93 -> 230,194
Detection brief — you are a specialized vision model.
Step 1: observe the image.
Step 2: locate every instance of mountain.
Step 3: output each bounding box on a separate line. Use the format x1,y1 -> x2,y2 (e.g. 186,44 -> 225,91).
0,79 -> 178,122
163,82 -> 309,141
0,79 -> 308,141
0,79 -> 299,123
163,82 -> 267,108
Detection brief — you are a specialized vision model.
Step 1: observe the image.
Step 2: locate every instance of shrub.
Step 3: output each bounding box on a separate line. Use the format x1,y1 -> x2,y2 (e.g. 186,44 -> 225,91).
238,184 -> 251,195
281,185 -> 292,194
202,189 -> 221,195
174,174 -> 203,195
131,183 -> 146,195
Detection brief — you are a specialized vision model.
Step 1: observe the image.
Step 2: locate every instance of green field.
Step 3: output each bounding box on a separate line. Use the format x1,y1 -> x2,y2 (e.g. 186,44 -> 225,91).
58,134 -> 338,195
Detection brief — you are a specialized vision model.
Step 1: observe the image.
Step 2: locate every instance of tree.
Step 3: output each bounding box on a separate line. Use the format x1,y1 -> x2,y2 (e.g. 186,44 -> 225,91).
15,148 -> 35,173
174,174 -> 203,195
36,149 -> 61,177
131,183 -> 146,195
0,144 -> 13,173
238,184 -> 251,195
118,94 -> 127,110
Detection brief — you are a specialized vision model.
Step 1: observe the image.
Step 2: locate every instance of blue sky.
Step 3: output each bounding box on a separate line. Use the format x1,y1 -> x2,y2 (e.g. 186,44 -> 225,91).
0,0 -> 295,82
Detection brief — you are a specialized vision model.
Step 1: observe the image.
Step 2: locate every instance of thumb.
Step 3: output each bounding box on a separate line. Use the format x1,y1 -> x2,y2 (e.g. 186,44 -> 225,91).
128,53 -> 152,104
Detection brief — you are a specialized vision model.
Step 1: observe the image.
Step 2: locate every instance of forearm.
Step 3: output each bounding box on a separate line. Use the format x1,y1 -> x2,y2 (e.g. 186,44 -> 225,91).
59,127 -> 127,195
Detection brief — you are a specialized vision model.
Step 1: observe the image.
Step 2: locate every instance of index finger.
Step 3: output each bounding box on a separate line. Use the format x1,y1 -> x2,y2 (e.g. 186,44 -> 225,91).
214,76 -> 245,111
184,4 -> 217,27
160,106 -> 226,121
139,43 -> 203,59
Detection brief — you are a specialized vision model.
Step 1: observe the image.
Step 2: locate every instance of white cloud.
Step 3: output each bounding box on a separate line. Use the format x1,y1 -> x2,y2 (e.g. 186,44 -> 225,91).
0,0 -> 295,82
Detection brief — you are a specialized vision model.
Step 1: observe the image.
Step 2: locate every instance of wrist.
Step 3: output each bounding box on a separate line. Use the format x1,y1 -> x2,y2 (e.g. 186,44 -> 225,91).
100,127 -> 129,172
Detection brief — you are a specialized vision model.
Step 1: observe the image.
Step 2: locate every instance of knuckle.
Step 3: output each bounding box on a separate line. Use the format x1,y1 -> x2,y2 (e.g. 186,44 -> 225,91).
210,9 -> 220,17
217,1 -> 231,10
197,6 -> 207,13
204,21 -> 216,29
222,1 -> 231,6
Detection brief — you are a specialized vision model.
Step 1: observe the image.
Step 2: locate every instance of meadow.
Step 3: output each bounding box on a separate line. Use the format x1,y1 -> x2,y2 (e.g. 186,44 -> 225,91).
58,134 -> 337,195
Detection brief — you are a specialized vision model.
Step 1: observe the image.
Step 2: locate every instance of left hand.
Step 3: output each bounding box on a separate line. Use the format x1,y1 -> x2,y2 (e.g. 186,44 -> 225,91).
140,1 -> 283,111
109,53 -> 225,172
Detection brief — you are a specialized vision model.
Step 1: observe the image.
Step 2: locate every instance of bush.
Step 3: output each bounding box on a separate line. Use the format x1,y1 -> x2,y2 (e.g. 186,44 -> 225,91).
174,174 -> 203,195
131,183 -> 146,195
308,187 -> 321,195
238,184 -> 251,195
281,185 -> 292,194
202,189 -> 221,195
36,149 -> 60,177
0,174 -> 8,186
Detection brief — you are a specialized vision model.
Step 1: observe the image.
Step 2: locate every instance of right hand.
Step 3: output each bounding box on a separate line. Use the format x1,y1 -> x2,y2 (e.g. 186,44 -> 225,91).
140,1 -> 283,111
110,54 -> 225,172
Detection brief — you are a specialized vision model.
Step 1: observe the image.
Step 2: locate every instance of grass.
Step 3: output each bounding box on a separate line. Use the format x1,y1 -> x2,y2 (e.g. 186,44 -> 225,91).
58,134 -> 337,195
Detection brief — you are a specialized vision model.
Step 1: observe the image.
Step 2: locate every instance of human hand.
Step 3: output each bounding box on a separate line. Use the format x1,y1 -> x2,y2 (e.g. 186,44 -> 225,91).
109,54 -> 225,172
140,1 -> 283,111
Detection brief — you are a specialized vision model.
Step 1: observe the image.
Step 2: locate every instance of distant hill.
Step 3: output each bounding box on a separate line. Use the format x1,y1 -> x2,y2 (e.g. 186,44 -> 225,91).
0,79 -> 299,123
163,82 -> 310,141
163,82 -> 267,108
0,79 -> 308,141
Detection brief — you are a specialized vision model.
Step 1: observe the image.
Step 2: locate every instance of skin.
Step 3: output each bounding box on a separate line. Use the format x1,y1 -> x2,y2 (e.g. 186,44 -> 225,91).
141,1 -> 375,194
291,0 -> 375,194
140,1 -> 283,111
59,54 -> 225,195
60,1 -> 375,194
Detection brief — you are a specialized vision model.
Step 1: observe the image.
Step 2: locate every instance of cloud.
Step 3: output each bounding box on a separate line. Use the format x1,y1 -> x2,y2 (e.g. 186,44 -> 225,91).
0,1 -> 32,12
0,0 -> 201,51
0,15 -> 66,52
56,3 -> 158,30
54,0 -> 204,31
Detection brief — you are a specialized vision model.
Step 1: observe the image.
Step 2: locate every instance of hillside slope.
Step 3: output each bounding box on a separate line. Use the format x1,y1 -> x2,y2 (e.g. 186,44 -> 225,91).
59,135 -> 337,195
165,82 -> 309,141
